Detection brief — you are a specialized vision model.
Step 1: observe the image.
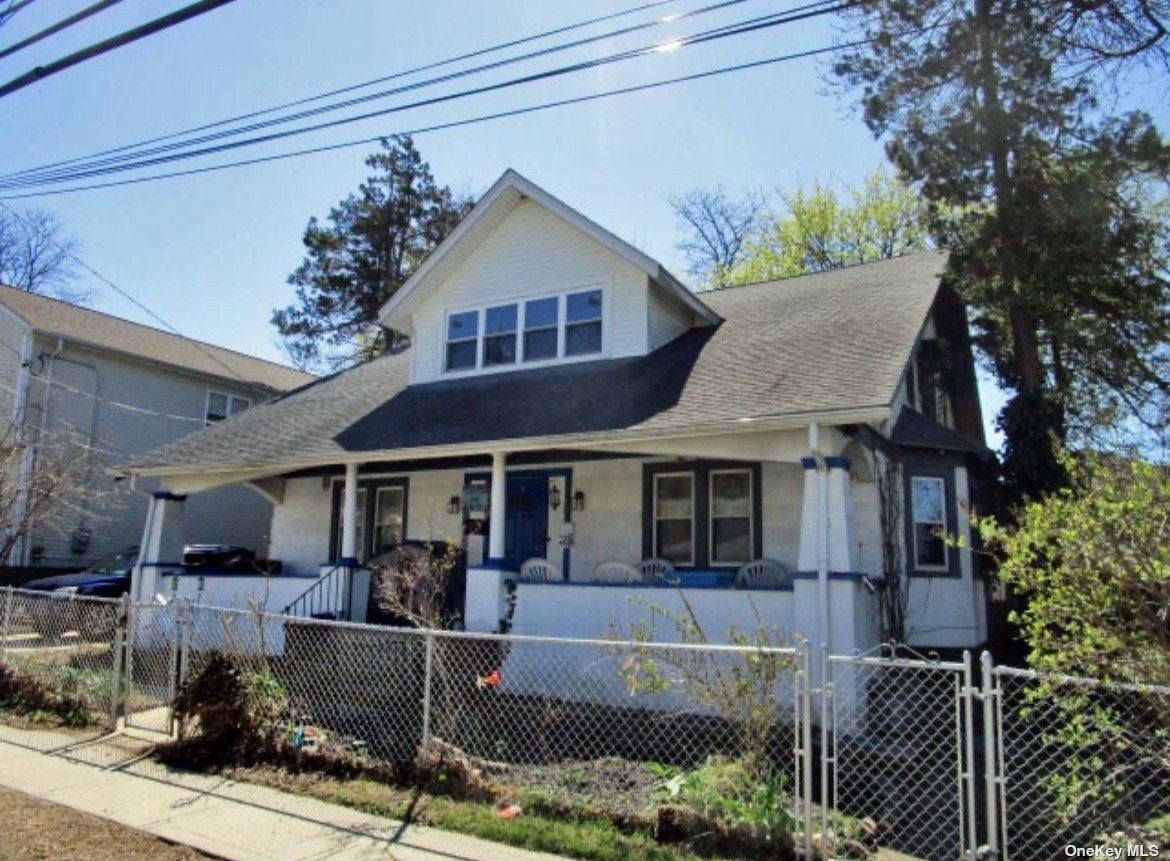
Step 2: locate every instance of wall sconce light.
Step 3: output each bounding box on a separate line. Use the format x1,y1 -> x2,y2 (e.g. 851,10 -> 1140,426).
549,485 -> 562,511
447,495 -> 462,515
572,490 -> 586,511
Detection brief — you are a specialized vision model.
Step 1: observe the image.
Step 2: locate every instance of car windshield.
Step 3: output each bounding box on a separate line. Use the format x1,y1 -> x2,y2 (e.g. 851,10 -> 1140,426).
87,547 -> 139,574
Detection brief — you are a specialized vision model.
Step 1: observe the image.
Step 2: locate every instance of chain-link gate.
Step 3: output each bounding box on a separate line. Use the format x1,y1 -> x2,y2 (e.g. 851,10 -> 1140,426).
817,647 -> 979,861
123,599 -> 184,734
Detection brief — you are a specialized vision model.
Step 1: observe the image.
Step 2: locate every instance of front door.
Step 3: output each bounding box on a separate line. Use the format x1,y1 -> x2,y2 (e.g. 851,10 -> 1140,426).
503,475 -> 549,572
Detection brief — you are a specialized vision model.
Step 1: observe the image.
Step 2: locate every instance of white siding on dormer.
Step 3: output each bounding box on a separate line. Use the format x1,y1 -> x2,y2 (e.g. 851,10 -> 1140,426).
409,200 -> 650,384
647,285 -> 693,351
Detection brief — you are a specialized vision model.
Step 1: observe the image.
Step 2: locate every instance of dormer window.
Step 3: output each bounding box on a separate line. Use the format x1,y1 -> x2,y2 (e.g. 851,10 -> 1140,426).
484,304 -> 518,366
443,286 -> 606,374
446,311 -> 479,371
565,289 -> 603,356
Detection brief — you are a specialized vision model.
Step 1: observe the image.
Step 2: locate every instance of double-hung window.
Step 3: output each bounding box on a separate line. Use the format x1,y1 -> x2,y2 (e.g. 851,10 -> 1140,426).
653,473 -> 695,565
710,469 -> 752,564
565,289 -> 603,356
483,304 -> 518,366
523,297 -> 559,362
206,391 -> 250,425
332,478 -> 409,563
910,475 -> 948,570
446,311 -> 479,371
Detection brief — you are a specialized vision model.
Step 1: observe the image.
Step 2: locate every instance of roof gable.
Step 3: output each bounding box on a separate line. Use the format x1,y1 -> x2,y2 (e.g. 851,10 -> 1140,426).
378,169 -> 720,331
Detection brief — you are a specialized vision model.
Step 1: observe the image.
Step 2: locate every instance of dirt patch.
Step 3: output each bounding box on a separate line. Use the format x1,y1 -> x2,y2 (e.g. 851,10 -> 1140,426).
504,756 -> 662,819
0,786 -> 213,860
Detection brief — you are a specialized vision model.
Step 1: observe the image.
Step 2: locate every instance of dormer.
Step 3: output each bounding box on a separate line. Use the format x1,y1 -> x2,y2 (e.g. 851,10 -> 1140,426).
378,170 -> 721,385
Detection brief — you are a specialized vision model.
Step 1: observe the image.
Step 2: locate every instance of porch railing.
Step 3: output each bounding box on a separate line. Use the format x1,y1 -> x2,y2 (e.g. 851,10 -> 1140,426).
282,563 -> 352,620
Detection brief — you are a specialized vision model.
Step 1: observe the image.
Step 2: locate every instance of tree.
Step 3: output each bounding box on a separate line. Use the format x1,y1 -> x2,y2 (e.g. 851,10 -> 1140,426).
0,207 -> 84,301
726,168 -> 931,284
271,136 -> 472,372
668,187 -> 763,287
834,0 -> 1170,507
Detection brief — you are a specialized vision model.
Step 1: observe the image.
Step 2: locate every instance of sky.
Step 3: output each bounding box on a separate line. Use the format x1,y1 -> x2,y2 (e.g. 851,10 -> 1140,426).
0,0 -> 1166,449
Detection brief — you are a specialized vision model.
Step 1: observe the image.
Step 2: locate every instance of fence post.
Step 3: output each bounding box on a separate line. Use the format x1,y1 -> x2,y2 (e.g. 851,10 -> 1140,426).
799,640 -> 814,859
0,586 -> 12,663
819,644 -> 832,848
108,595 -> 129,732
166,600 -> 182,737
980,650 -> 1001,857
962,651 -> 979,859
420,630 -> 435,756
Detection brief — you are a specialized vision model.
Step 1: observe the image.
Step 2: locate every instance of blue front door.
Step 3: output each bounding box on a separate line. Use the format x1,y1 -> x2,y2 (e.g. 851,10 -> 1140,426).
503,475 -> 549,572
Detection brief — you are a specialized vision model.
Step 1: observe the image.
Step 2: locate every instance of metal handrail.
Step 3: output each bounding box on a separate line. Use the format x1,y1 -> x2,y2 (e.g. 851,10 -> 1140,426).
281,564 -> 350,620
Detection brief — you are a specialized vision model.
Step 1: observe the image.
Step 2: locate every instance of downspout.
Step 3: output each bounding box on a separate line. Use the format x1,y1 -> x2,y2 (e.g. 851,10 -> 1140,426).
809,423 -> 830,656
9,333 -> 33,566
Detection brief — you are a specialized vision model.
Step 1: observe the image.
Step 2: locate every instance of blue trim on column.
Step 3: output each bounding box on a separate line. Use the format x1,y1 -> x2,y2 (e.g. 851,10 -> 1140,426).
792,570 -> 869,582
152,491 -> 188,502
800,457 -> 817,470
825,456 -> 851,469
479,557 -> 508,571
339,556 -> 360,567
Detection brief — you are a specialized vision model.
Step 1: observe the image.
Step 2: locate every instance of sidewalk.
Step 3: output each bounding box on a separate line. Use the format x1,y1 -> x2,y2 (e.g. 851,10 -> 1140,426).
0,737 -> 565,860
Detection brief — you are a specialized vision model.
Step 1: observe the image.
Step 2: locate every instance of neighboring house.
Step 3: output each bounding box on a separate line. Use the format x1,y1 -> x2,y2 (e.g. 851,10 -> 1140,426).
119,170 -> 991,654
0,285 -> 314,571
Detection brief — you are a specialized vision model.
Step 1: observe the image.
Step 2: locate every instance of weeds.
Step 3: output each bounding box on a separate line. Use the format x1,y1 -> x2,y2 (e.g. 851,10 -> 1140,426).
0,660 -> 101,727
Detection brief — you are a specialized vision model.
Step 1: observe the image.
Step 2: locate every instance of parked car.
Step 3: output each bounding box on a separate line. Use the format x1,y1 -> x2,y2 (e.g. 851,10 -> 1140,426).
22,545 -> 140,598
20,546 -> 139,640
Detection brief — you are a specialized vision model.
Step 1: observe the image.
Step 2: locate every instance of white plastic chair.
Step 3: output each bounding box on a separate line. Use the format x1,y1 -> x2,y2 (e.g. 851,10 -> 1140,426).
593,561 -> 641,584
637,557 -> 675,585
734,558 -> 793,590
519,558 -> 560,582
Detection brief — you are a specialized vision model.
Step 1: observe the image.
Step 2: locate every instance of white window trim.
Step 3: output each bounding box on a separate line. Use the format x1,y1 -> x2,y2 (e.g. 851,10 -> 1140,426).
653,471 -> 695,566
440,283 -> 610,378
708,468 -> 753,567
444,309 -> 481,372
911,475 -> 949,571
204,390 -> 251,426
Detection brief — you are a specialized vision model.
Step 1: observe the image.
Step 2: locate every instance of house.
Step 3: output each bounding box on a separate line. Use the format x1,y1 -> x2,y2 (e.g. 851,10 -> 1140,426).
0,285 -> 314,572
117,170 -> 991,654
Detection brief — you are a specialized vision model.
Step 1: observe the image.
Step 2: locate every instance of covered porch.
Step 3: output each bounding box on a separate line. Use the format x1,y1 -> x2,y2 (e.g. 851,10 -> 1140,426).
131,421 -> 885,656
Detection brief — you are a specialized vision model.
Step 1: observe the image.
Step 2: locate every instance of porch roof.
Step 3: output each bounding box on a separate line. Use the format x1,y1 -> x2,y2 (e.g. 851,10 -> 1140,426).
121,252 -> 947,477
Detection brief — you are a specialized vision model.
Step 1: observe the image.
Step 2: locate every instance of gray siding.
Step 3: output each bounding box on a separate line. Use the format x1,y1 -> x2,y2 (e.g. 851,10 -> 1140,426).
25,338 -> 276,568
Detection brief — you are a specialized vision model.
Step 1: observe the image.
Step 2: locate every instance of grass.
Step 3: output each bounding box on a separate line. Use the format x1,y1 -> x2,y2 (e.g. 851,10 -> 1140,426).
231,765 -> 745,861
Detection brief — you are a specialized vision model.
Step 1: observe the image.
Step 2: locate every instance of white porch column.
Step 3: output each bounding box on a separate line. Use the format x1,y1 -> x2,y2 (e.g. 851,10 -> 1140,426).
825,456 -> 855,573
488,451 -> 507,564
340,462 -> 359,565
133,491 -> 187,602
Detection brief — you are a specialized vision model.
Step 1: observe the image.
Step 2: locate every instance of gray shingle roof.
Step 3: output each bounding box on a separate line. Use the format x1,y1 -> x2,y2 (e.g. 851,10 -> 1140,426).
0,286 -> 314,392
891,407 -> 990,455
125,251 -> 948,476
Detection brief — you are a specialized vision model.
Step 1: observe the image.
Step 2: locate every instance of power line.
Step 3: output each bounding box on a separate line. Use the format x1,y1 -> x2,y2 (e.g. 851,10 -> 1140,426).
4,0 -> 779,186
0,201 -> 252,384
0,1 -> 848,190
0,40 -> 870,201
0,0 -> 42,26
0,0 -> 130,62
0,0 -> 241,99
3,0 -> 689,182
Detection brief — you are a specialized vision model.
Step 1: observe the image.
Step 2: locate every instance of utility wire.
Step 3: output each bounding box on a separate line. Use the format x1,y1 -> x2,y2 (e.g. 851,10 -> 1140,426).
0,1 -> 848,189
0,0 -> 241,99
4,0 -> 780,185
0,0 -> 41,25
0,40 -> 869,201
0,0 -> 130,62
2,0 -> 688,181
0,201 -> 253,384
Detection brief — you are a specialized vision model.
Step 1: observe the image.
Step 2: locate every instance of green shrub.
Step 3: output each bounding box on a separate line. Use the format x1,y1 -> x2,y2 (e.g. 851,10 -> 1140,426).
0,660 -> 99,727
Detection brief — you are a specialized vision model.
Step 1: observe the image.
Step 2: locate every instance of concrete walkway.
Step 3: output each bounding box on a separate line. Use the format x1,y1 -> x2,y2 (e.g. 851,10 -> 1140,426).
0,737 -> 565,860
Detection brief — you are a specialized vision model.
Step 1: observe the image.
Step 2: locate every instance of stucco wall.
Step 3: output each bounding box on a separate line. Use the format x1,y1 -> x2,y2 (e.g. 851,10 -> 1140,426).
409,200 -> 652,384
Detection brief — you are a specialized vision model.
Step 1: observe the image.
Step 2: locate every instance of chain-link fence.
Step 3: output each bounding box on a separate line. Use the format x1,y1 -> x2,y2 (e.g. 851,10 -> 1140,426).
0,588 -> 1167,859
0,588 -> 123,762
993,666 -> 1170,860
